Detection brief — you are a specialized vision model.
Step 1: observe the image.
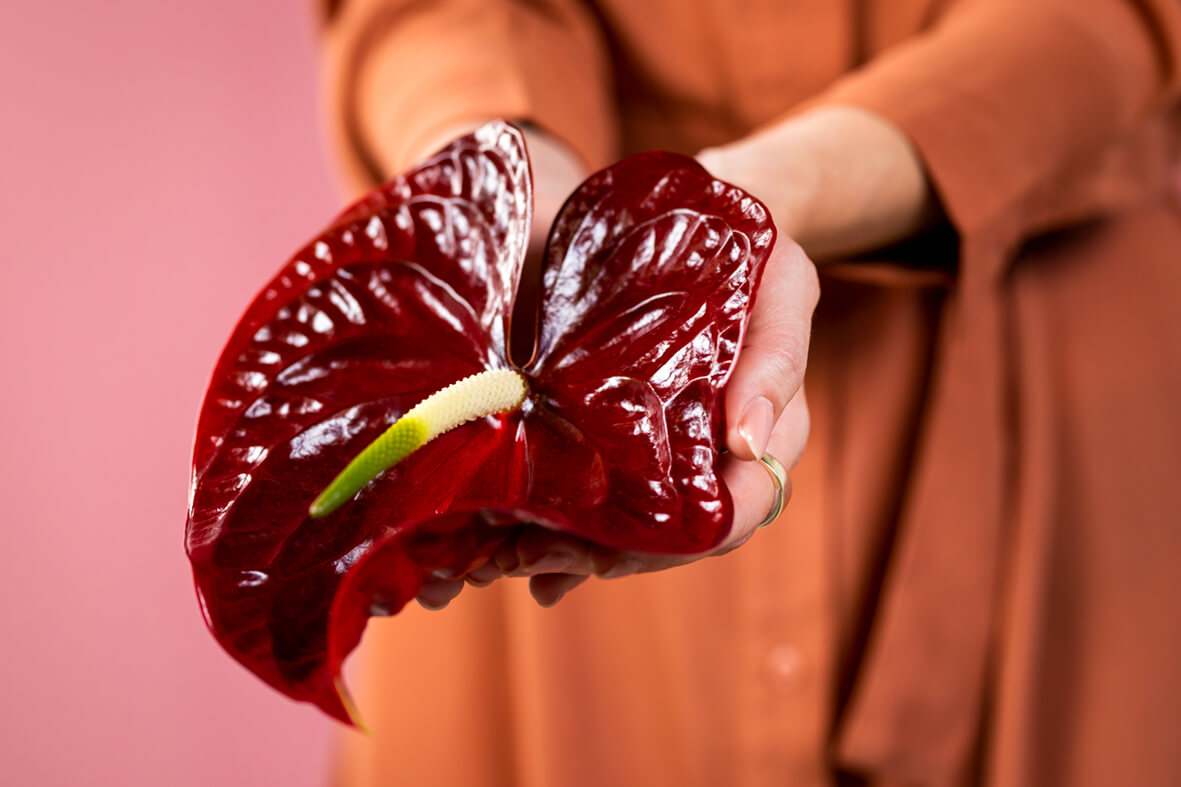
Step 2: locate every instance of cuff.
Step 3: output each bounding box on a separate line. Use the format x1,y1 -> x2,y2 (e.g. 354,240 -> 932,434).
816,0 -> 1161,238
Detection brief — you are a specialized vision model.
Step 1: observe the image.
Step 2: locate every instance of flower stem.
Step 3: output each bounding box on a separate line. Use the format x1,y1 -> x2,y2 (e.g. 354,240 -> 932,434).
309,369 -> 528,518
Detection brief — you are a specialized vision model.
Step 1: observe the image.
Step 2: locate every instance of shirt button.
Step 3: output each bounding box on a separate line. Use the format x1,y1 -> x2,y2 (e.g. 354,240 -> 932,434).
764,643 -> 808,694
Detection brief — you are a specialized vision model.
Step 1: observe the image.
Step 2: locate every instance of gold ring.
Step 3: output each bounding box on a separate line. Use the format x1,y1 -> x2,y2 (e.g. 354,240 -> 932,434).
756,453 -> 787,528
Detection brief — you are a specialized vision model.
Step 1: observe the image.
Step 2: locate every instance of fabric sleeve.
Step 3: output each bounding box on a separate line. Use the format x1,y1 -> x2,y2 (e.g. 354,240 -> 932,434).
808,5 -> 1181,781
816,0 -> 1181,241
318,0 -> 618,194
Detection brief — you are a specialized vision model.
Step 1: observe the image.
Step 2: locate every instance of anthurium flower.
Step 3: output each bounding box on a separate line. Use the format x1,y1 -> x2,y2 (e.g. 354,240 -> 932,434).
185,121 -> 775,724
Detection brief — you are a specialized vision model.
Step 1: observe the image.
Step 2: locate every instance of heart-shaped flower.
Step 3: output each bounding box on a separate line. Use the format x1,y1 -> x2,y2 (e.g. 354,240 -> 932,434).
186,121 -> 775,723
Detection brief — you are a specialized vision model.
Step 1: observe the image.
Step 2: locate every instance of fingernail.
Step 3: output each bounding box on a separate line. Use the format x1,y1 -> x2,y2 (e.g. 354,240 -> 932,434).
521,552 -> 574,574
738,396 -> 774,459
599,558 -> 642,579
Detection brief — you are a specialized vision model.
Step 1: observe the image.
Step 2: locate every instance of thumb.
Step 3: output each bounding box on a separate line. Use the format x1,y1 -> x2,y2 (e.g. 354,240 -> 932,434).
725,239 -> 819,460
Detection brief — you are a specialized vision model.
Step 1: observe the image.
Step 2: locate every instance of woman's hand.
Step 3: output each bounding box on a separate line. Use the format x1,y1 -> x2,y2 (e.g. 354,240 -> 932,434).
420,106 -> 932,609
418,234 -> 820,610
417,235 -> 817,609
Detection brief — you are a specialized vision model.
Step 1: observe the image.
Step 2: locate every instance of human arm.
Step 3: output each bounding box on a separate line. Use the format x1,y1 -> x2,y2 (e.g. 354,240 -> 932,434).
440,106 -> 928,606
698,105 -> 938,261
319,0 -> 825,602
813,0 -> 1181,241
440,0 -> 1181,607
322,0 -> 1181,609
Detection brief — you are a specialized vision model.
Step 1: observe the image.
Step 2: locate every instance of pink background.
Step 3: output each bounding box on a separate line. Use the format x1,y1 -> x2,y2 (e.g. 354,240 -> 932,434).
1,2 -> 349,784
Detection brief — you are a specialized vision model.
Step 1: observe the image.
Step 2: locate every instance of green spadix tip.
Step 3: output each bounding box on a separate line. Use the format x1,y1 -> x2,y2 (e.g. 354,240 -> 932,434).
309,416 -> 427,518
308,369 -> 528,519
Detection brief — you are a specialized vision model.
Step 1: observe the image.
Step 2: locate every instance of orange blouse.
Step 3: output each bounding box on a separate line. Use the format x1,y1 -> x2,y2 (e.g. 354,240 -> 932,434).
318,1 -> 1181,784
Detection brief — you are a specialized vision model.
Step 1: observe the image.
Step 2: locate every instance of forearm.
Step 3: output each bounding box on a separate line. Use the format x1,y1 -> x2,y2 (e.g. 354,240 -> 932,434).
698,105 -> 938,261
701,0 -> 1181,259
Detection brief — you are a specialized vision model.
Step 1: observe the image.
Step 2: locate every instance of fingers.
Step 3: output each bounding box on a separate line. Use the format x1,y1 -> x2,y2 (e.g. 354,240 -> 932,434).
416,577 -> 465,610
515,528 -> 595,575
724,239 -> 819,461
413,393 -> 806,616
414,359 -> 814,614
529,573 -> 590,607
717,389 -> 808,550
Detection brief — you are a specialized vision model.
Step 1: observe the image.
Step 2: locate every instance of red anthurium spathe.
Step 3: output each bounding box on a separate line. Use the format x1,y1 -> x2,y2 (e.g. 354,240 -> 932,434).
186,121 -> 775,724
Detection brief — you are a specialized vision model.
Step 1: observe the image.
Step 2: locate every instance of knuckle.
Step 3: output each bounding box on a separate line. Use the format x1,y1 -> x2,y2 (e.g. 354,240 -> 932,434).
770,334 -> 809,396
739,333 -> 808,411
773,239 -> 820,309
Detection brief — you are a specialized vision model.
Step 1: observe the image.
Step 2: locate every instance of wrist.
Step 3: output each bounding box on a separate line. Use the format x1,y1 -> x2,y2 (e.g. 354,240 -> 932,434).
700,106 -> 937,260
783,106 -> 939,258
697,131 -> 819,242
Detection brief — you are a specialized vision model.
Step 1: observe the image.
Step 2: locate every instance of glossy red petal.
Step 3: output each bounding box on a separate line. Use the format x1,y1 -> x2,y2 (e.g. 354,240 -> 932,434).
327,510 -> 510,708
186,123 -> 530,720
187,125 -> 775,724
523,152 -> 775,553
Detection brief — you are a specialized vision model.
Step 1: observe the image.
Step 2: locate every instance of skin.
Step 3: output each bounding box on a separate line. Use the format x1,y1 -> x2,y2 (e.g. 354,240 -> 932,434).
410,106 -> 935,608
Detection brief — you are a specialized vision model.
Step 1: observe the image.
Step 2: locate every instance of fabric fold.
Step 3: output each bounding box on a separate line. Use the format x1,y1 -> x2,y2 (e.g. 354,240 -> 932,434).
832,230 -> 1015,784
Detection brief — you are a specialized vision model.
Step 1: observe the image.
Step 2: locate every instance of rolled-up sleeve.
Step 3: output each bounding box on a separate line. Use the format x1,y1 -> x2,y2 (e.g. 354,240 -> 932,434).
319,0 -> 618,193
817,0 -> 1181,240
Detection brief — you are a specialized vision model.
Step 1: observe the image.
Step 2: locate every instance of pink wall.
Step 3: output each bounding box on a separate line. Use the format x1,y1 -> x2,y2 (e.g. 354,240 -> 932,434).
0,2 -> 349,784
